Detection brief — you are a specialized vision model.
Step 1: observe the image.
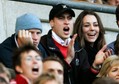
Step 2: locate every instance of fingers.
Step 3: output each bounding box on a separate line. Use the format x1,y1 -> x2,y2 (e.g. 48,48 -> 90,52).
100,44 -> 107,52
72,34 -> 77,41
18,30 -> 31,38
17,30 -> 33,46
70,34 -> 77,46
105,49 -> 112,57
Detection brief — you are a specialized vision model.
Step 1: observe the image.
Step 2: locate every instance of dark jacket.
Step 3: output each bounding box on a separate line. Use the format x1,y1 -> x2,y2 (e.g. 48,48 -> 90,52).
85,42 -> 99,66
40,30 -> 96,84
0,34 -> 47,68
107,41 -> 115,55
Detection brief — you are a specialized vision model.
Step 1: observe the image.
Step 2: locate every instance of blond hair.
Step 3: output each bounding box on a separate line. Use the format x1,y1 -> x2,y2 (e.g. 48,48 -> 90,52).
97,55 -> 119,77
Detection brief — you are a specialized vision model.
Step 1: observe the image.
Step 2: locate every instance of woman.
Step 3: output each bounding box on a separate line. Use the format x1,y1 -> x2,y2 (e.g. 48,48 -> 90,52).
73,10 -> 106,65
97,55 -> 119,82
13,44 -> 43,84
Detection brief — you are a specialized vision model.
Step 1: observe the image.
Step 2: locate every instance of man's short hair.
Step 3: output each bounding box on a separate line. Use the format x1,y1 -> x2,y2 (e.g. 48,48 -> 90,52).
43,56 -> 64,68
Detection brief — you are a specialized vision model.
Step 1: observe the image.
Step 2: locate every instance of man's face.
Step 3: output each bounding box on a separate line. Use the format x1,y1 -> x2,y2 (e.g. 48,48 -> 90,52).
43,61 -> 64,84
108,0 -> 119,6
50,13 -> 74,40
28,29 -> 42,47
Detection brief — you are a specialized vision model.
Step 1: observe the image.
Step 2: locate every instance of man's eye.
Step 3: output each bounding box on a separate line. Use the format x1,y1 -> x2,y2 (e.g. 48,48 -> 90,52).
58,17 -> 64,19
36,56 -> 42,61
37,32 -> 42,34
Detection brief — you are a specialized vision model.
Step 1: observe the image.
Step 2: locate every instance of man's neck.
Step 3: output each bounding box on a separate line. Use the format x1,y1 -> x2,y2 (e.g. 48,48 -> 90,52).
52,31 -> 71,46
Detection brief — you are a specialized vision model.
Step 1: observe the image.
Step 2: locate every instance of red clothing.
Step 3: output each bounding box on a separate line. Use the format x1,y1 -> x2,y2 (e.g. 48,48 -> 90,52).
53,39 -> 68,58
15,74 -> 28,84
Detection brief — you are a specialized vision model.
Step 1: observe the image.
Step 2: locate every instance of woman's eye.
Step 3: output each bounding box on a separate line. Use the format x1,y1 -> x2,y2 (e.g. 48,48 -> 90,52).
26,57 -> 32,61
111,69 -> 118,72
84,24 -> 89,27
94,24 -> 99,27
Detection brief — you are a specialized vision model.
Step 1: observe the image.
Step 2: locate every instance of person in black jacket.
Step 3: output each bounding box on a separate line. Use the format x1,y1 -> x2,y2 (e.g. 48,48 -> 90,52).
40,3 -> 112,84
73,10 -> 106,66
0,13 -> 47,68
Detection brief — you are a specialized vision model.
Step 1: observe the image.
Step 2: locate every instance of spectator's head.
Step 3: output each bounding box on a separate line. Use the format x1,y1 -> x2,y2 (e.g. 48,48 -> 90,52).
0,76 -> 9,84
93,77 -> 119,84
43,56 -> 64,84
73,10 -> 105,50
15,13 -> 42,33
34,73 -> 60,84
15,13 -> 42,47
0,63 -> 11,83
97,55 -> 119,82
13,44 -> 43,83
104,0 -> 119,6
49,3 -> 75,40
49,3 -> 75,21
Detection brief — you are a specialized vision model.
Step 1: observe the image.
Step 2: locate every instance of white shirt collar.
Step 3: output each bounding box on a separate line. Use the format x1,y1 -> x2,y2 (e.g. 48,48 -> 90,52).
52,31 -> 71,46
14,35 -> 19,48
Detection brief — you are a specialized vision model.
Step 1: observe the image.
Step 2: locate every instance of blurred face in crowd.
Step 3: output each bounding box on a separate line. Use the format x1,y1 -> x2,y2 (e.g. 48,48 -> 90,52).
50,13 -> 74,40
0,73 -> 9,83
28,29 -> 42,47
16,50 -> 42,81
107,0 -> 119,6
82,15 -> 99,46
108,65 -> 119,82
43,61 -> 64,84
43,80 -> 59,84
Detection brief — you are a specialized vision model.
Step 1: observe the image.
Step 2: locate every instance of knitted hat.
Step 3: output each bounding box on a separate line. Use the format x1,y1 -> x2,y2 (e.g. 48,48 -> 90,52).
49,3 -> 75,21
15,13 -> 42,33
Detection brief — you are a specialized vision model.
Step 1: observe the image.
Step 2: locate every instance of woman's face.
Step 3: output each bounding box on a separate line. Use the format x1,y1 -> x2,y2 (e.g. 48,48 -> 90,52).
82,15 -> 100,45
108,65 -> 119,82
17,50 -> 43,81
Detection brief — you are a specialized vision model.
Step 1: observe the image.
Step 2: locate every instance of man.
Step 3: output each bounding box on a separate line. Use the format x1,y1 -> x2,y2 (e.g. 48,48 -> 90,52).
40,3 -> 112,84
107,5 -> 119,55
0,13 -> 47,68
40,4 -> 77,84
43,56 -> 64,84
104,0 -> 119,6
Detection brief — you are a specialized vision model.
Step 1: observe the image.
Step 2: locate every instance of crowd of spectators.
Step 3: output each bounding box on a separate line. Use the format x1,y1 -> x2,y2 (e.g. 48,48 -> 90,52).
0,1 -> 119,84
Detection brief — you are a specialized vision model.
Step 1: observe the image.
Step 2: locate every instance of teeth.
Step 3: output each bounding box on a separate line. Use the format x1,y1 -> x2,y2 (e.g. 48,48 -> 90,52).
88,33 -> 96,36
32,65 -> 39,69
63,27 -> 69,31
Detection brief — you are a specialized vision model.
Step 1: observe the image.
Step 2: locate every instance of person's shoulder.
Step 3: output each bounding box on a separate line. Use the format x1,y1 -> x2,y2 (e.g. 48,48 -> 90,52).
107,41 -> 115,48
0,34 -> 16,49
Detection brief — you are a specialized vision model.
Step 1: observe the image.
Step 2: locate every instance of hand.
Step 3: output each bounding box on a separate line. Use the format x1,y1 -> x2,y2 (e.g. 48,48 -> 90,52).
17,30 -> 33,47
65,34 -> 77,64
93,45 -> 112,67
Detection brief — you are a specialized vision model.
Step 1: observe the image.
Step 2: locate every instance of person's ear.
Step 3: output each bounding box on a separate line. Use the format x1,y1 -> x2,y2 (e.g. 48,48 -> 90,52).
15,66 -> 23,73
50,20 -> 54,28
